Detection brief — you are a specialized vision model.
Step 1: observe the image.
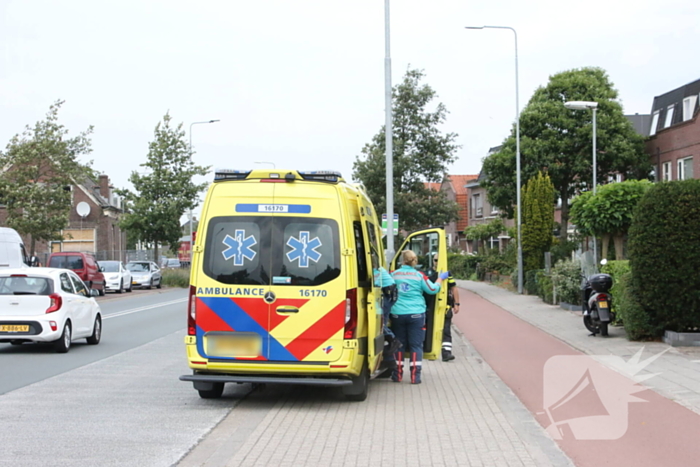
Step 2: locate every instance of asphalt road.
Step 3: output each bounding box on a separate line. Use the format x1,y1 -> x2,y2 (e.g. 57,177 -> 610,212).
0,287 -> 188,395
0,287 -> 252,467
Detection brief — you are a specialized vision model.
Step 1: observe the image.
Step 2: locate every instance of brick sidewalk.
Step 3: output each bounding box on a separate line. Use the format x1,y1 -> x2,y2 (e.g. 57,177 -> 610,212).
178,331 -> 573,467
457,280 -> 700,416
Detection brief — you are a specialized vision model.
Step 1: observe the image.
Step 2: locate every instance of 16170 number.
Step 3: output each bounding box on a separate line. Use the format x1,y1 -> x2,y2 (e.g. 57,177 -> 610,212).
299,289 -> 327,297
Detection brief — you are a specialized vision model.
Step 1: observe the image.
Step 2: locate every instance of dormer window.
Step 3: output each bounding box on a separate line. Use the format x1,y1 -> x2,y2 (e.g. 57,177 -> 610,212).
650,111 -> 660,135
683,96 -> 698,121
664,105 -> 675,128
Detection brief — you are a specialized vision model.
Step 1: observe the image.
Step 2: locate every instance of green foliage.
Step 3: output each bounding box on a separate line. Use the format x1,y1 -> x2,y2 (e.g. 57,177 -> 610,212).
536,271 -> 554,304
352,68 -> 460,233
570,180 -> 652,259
161,268 -> 190,288
600,260 -> 630,324
446,252 -> 480,279
478,250 -> 513,276
481,67 -> 651,239
551,259 -> 582,305
0,101 -> 94,251
628,180 -> 700,335
549,238 -> 578,265
521,171 -> 555,271
119,113 -> 210,263
615,271 -> 654,340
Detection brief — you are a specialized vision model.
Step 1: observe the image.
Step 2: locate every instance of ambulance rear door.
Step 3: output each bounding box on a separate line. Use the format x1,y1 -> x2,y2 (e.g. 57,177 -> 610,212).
265,180 -> 346,363
390,228 -> 447,360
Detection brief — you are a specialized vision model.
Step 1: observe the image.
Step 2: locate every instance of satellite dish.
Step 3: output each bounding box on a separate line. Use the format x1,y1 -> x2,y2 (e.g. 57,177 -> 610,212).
76,202 -> 91,218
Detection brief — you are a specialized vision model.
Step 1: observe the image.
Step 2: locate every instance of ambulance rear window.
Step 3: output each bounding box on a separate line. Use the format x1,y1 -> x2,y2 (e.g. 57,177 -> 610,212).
202,216 -> 340,286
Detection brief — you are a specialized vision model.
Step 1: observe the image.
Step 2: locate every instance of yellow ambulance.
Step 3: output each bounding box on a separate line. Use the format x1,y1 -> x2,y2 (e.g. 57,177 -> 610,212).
180,169 -> 447,401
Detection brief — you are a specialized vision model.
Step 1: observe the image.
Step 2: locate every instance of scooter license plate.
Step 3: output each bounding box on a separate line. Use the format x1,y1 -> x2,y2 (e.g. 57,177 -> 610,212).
598,301 -> 608,308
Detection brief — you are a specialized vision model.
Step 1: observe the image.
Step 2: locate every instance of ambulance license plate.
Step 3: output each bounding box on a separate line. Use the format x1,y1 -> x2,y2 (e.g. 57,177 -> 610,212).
210,334 -> 262,357
0,325 -> 29,333
598,301 -> 608,308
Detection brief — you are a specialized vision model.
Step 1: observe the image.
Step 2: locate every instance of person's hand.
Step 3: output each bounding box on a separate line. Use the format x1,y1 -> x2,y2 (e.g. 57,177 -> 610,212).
453,303 -> 460,314
438,271 -> 449,281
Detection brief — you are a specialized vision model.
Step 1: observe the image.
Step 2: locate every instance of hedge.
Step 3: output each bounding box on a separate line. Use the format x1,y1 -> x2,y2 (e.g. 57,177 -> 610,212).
628,179 -> 700,336
600,260 -> 630,325
615,271 -> 654,340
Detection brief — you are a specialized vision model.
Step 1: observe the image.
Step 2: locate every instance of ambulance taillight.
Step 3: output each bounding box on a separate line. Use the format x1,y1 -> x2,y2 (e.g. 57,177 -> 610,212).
344,288 -> 358,339
187,285 -> 197,335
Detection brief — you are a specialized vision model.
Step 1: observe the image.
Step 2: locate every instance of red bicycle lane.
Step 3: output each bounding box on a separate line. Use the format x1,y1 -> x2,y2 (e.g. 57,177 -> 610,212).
453,287 -> 700,467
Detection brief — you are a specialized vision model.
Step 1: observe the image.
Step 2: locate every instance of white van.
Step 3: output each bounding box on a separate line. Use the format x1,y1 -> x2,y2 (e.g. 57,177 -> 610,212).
0,228 -> 28,268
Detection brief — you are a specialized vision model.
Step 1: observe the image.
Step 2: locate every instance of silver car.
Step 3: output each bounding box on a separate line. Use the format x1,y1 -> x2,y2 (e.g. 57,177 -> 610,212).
125,261 -> 162,290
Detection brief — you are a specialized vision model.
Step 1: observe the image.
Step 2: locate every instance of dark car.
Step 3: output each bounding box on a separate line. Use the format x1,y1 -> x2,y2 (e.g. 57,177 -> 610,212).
47,252 -> 106,296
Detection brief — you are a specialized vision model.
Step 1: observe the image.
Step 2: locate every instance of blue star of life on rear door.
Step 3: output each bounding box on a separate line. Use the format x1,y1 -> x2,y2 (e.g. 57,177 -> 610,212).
222,230 -> 257,266
286,231 -> 322,268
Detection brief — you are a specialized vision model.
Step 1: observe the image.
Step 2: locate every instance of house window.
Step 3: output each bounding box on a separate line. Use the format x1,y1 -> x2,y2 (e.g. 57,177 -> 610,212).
662,162 -> 672,182
683,96 -> 698,121
650,111 -> 660,135
473,194 -> 483,218
664,105 -> 675,128
608,173 -> 622,183
678,157 -> 693,180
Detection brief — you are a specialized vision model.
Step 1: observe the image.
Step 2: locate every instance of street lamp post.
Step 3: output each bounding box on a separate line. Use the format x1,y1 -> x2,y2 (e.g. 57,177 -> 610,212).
564,101 -> 598,261
465,25 -> 523,294
384,0 -> 395,265
188,119 -> 220,262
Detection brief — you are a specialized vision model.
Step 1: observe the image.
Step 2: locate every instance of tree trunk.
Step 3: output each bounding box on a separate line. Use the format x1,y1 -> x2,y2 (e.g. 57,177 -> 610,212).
601,234 -> 610,260
613,234 -> 625,260
154,242 -> 159,265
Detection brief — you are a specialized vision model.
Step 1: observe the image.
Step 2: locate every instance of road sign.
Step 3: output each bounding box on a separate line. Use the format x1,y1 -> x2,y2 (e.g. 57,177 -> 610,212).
381,213 -> 399,236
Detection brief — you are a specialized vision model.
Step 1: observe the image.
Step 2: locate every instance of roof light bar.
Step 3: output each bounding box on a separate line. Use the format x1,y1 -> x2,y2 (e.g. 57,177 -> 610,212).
214,169 -> 251,181
298,170 -> 343,183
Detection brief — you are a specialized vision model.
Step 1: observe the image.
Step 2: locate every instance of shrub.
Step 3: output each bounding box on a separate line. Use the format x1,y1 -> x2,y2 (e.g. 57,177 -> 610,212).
628,180 -> 700,336
446,252 -> 480,279
551,258 -> 582,305
536,270 -> 554,304
615,271 -> 654,340
524,269 -> 540,295
549,238 -> 579,265
600,260 -> 630,324
161,268 -> 190,288
479,250 -> 514,276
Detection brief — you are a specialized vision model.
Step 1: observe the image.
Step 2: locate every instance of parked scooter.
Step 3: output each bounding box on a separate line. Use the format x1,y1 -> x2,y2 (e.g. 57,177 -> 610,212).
581,257 -> 615,337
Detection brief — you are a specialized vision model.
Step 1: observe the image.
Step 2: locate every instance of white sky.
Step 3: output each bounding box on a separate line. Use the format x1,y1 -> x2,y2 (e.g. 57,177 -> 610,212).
2,0 -> 699,219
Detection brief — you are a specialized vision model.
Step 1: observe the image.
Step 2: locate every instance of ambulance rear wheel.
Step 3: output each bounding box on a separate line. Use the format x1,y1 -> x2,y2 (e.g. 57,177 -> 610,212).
343,363 -> 369,402
198,383 -> 224,399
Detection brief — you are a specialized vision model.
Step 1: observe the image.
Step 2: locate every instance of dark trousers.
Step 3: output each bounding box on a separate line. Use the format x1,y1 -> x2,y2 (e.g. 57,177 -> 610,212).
442,309 -> 453,352
390,313 -> 425,360
382,295 -> 395,338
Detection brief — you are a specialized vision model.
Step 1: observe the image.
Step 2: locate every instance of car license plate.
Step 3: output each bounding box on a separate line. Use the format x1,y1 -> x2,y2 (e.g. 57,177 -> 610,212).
598,301 -> 608,308
208,334 -> 262,357
0,325 -> 29,333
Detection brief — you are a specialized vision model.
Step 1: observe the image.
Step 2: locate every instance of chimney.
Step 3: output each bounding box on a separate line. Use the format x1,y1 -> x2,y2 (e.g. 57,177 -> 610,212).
99,175 -> 110,199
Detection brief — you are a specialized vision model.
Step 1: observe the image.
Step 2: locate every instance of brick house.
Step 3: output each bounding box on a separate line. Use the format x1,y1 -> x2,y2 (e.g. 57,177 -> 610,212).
645,78 -> 700,182
0,174 -> 126,263
441,174 -> 478,251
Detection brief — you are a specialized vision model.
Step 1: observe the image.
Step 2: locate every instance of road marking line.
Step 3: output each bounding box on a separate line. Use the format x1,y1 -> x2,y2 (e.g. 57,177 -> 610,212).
103,298 -> 187,320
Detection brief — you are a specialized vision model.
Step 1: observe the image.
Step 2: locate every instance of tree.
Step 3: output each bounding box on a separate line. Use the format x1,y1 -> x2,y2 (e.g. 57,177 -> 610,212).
119,113 -> 209,263
464,218 -> 505,253
569,179 -> 652,259
521,171 -> 555,271
481,67 -> 651,240
0,100 -> 94,253
353,68 -> 460,233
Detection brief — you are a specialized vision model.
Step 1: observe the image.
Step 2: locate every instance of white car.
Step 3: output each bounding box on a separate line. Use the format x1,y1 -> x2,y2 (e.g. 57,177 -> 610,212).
98,260 -> 133,293
0,268 -> 102,353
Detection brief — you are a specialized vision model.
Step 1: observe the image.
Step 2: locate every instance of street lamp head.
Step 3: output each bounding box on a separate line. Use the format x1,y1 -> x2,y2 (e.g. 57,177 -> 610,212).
465,26 -> 485,29
209,119 -> 220,123
564,101 -> 598,110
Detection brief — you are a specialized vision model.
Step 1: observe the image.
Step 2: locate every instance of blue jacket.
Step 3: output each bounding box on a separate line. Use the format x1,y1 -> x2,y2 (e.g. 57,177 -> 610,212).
390,265 -> 441,315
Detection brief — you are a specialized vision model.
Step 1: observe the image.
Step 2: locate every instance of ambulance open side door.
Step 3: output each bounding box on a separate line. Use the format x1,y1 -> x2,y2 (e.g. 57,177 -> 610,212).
391,228 -> 448,360
357,195 -> 384,374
